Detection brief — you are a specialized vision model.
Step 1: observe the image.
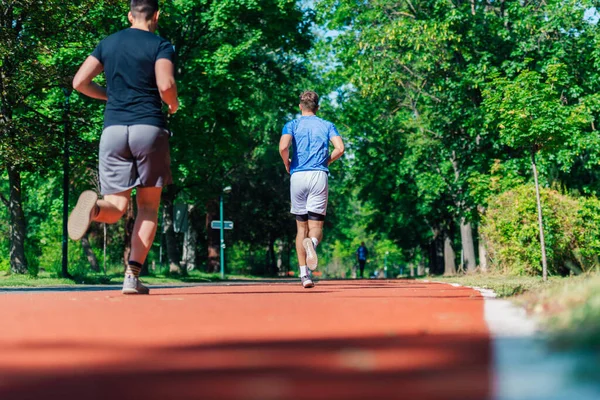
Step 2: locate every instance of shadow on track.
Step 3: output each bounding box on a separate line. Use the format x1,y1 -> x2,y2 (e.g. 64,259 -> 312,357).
0,333 -> 491,400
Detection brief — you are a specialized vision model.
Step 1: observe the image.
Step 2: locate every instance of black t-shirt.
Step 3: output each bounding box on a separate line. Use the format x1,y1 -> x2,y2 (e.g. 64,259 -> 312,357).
91,28 -> 175,128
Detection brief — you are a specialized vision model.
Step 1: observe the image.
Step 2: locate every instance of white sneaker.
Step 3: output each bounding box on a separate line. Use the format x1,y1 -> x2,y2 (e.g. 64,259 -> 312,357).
68,190 -> 97,241
303,238 -> 318,271
301,274 -> 314,289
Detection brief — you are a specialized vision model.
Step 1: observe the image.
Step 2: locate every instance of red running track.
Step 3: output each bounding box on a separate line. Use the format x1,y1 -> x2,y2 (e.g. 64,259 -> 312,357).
0,280 -> 491,400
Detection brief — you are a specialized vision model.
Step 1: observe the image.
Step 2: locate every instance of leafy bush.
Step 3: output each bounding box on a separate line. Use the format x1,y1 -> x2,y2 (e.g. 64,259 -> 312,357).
575,197 -> 600,271
482,185 -> 600,276
0,257 -> 9,272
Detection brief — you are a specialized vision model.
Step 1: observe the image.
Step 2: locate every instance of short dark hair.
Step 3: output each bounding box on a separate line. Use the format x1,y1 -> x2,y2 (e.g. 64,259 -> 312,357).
130,0 -> 159,21
299,91 -> 319,113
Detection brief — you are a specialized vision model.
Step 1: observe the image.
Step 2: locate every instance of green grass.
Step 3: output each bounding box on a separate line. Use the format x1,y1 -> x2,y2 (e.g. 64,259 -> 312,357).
0,268 -> 260,287
517,273 -> 600,349
424,274 -> 561,297
0,272 -> 76,287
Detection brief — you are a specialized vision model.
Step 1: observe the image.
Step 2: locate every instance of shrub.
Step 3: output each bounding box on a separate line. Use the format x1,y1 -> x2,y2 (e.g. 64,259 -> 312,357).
481,185 -> 600,276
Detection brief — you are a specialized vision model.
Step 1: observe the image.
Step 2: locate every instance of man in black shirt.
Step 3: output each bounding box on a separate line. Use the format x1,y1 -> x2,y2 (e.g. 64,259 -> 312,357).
68,0 -> 178,295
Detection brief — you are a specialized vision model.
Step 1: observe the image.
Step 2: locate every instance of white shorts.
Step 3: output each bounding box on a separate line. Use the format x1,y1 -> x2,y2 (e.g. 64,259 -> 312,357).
290,171 -> 329,216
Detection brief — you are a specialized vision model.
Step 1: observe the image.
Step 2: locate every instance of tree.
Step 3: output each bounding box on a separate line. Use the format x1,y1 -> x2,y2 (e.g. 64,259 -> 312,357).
0,1 -> 96,273
483,67 -> 591,280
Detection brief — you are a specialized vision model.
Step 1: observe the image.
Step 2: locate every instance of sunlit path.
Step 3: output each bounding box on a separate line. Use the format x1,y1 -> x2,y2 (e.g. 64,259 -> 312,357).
0,280 -> 490,400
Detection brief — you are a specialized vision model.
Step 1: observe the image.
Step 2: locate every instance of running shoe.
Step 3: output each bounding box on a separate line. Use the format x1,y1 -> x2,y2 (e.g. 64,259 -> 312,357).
301,274 -> 314,289
303,238 -> 318,271
122,275 -> 150,295
68,190 -> 98,241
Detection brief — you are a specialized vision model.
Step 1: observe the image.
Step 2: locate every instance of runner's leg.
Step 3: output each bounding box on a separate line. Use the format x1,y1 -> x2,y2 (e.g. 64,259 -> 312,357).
122,186 -> 160,295
296,219 -> 315,288
68,189 -> 131,241
94,190 -> 132,224
303,218 -> 322,271
305,171 -> 327,260
129,186 -> 162,265
296,220 -> 309,267
307,219 -> 324,245
121,124 -> 169,294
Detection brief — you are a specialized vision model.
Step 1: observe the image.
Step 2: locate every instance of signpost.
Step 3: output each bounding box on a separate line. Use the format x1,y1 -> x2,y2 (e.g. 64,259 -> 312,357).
210,221 -> 234,230
216,186 -> 232,279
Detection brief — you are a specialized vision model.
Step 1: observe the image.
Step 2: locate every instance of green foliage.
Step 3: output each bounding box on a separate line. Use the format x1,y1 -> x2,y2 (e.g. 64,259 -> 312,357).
483,66 -> 591,153
0,257 -> 9,272
576,197 -> 600,269
482,185 -> 600,276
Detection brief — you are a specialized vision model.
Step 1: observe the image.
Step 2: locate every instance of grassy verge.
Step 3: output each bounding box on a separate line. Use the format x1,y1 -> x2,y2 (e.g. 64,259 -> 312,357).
516,273 -> 600,348
0,269 -> 261,287
424,274 -> 561,297
428,272 -> 600,349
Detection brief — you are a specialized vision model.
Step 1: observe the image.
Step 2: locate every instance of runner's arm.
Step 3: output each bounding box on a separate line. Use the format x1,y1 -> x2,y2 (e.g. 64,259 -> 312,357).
155,59 -> 179,114
279,134 -> 293,174
328,136 -> 345,165
73,56 -> 107,101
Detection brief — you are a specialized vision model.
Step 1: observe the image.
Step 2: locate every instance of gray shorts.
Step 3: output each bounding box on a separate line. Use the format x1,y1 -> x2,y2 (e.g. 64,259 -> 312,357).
99,125 -> 172,195
290,171 -> 329,216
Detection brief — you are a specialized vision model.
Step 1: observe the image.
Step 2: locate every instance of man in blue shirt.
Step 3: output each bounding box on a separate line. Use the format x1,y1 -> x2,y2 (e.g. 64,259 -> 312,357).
67,0 -> 178,295
279,91 -> 345,288
356,242 -> 369,279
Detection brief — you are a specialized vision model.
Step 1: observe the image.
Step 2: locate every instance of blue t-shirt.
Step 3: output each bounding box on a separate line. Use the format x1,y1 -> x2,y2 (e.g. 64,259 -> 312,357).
282,116 -> 340,175
357,245 -> 368,261
91,28 -> 175,128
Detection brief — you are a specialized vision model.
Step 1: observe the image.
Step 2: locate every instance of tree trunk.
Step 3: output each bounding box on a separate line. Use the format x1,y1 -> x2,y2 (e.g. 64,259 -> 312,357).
183,204 -> 198,271
429,227 -> 445,275
276,240 -> 284,275
266,237 -> 276,276
443,231 -> 457,276
451,149 -> 475,273
81,234 -> 99,272
460,217 -> 477,273
162,186 -> 182,274
478,234 -> 488,273
285,241 -> 291,274
123,195 -> 135,269
7,164 -> 27,274
205,199 -> 220,273
417,246 -> 426,276
532,151 -> 548,281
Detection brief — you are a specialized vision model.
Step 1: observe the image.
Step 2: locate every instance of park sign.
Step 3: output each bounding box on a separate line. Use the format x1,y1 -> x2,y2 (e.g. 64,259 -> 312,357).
211,221 -> 234,230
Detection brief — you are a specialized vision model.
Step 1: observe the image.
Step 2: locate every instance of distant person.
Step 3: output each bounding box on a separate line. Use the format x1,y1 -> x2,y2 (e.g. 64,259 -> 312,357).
279,91 -> 345,288
356,242 -> 368,278
68,0 -> 178,295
